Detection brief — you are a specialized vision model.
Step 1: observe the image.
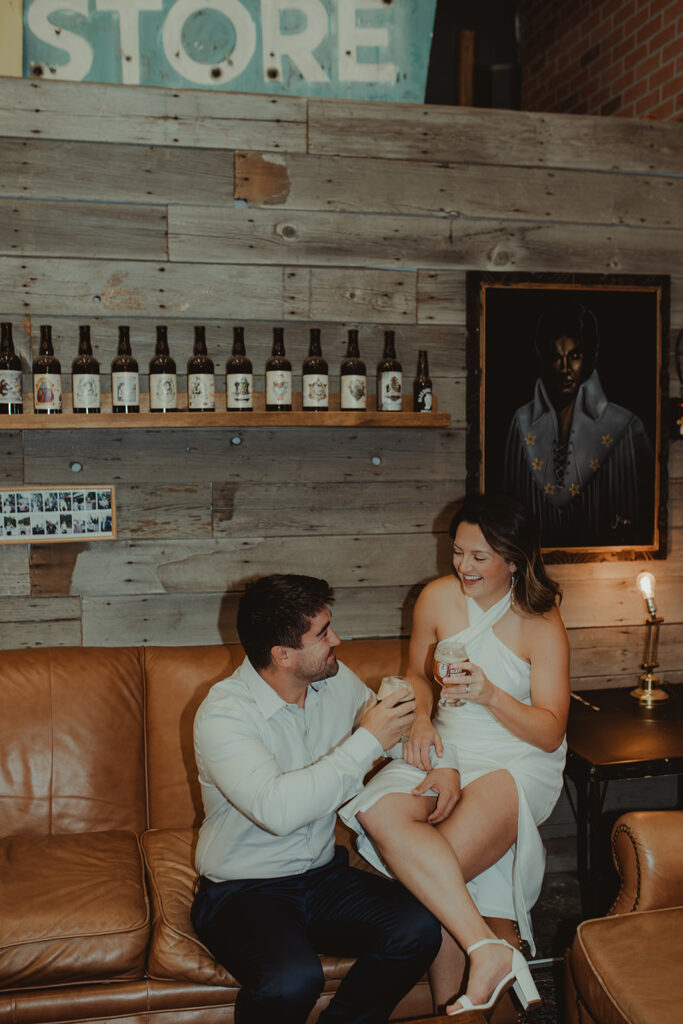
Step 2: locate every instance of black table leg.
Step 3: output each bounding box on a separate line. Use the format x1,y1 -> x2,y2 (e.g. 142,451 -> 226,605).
588,778 -> 604,916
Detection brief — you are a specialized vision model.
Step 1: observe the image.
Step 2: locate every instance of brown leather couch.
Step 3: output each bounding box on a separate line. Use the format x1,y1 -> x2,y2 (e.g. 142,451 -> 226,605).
565,809 -> 683,1024
0,641 -> 506,1024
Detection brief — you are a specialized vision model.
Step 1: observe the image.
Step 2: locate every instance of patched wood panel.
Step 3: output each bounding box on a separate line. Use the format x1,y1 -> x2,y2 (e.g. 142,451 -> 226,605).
0,78 -> 307,151
235,151 -> 682,230
115,484 -> 212,539
0,137 -> 232,205
1,431 -> 23,482
212,480 -> 461,537
308,98 -> 683,176
169,203 -> 683,275
0,544 -> 30,596
0,199 -> 167,260
22,427 -> 464,486
282,267 -> 417,322
0,596 -> 81,648
81,586 -> 418,646
0,257 -> 283,320
32,534 -> 445,597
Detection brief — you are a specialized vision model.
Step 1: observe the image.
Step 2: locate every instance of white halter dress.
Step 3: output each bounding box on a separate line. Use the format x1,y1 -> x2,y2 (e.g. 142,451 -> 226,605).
339,589 -> 566,953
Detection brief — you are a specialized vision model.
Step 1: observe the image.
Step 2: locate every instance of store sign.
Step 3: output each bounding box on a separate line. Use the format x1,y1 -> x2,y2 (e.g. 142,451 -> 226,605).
23,0 -> 436,101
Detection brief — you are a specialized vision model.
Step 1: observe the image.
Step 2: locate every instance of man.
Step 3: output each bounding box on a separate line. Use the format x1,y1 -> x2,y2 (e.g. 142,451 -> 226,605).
503,299 -> 653,547
192,574 -> 454,1024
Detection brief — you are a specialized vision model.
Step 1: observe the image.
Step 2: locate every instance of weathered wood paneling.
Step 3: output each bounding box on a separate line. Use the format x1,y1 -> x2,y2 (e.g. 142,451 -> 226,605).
235,151 -> 682,230
307,98 -> 683,175
0,78 -> 307,151
568,623 -> 683,681
1,431 -> 23,481
115,484 -> 213,539
0,544 -> 30,596
0,596 -> 81,647
22,427 -> 464,486
169,204 -> 683,275
0,137 -> 232,205
0,199 -> 167,260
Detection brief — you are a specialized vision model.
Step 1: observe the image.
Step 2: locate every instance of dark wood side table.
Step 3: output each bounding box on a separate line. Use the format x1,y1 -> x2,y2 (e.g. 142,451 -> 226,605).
564,684 -> 683,917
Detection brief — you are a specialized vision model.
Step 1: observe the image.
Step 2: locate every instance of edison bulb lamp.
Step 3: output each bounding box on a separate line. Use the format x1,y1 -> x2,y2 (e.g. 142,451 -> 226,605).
630,571 -> 669,706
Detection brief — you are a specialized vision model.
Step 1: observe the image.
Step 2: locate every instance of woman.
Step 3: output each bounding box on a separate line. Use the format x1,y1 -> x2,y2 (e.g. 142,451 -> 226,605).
339,494 -> 569,1016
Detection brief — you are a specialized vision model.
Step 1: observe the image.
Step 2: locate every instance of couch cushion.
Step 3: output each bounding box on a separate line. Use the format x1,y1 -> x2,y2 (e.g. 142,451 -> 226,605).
0,646 -> 146,837
0,830 -> 149,991
142,828 -> 363,989
571,906 -> 683,1024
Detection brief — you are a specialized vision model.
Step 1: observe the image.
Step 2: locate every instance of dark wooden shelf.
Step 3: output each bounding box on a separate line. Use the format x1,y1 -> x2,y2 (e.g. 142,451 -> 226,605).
1,393 -> 450,429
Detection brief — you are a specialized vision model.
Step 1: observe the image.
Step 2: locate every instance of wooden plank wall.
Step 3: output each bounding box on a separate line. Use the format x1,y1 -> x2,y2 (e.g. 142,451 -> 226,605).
1,76 -> 682,693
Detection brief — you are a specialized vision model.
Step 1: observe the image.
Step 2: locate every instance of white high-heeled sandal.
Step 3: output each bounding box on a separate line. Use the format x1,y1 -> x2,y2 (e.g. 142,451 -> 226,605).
446,937 -> 541,1017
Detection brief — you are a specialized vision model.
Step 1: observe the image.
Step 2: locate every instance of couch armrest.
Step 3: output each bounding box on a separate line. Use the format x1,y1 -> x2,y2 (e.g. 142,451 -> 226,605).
610,810 -> 683,914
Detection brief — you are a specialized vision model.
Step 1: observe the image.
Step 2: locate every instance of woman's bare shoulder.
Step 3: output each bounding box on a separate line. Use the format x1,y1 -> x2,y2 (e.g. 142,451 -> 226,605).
519,602 -> 568,647
419,574 -> 462,605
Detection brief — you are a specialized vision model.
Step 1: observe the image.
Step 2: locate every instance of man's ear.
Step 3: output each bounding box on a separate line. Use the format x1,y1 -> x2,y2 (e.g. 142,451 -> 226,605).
270,645 -> 290,669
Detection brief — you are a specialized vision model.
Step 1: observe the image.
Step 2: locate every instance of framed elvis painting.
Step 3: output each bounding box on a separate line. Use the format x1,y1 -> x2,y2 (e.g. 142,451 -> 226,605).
466,272 -> 669,560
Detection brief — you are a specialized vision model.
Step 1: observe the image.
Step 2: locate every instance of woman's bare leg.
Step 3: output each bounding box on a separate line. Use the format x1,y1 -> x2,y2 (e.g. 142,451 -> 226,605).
357,770 -> 519,1010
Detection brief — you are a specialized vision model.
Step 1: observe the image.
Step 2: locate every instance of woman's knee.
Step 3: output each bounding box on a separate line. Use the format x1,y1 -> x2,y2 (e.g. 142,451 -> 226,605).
358,793 -> 434,836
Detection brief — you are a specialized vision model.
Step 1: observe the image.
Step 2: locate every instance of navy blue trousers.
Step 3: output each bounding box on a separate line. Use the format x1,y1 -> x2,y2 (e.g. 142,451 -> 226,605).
191,847 -> 441,1024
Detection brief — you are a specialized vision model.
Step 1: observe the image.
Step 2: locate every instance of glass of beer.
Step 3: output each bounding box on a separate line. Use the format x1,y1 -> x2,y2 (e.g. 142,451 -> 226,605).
378,675 -> 415,742
433,640 -> 468,708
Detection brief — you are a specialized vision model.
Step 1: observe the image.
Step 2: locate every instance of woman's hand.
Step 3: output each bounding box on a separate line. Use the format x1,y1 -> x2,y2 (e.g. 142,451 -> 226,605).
449,659 -> 495,706
402,712 -> 443,772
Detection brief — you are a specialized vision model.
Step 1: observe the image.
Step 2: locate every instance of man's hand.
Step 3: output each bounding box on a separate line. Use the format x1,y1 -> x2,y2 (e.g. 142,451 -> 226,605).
412,768 -> 461,824
361,690 -> 416,751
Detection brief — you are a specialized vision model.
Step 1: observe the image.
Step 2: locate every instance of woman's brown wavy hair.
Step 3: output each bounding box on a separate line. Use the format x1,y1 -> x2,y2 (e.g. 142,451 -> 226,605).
449,494 -> 561,615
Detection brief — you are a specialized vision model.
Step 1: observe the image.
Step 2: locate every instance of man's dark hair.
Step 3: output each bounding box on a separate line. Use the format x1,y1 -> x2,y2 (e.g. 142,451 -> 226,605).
237,574 -> 335,670
534,299 -> 599,366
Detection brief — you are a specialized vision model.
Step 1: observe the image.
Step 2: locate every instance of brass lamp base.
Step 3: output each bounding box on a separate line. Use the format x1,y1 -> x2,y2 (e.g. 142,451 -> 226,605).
630,672 -> 670,707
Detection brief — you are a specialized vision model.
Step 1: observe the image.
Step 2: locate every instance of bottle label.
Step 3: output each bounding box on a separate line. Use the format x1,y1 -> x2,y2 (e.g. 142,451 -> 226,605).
112,371 -> 139,406
188,373 -> 215,411
340,374 -> 367,410
415,386 -> 433,412
34,373 -> 62,411
0,369 -> 22,404
227,372 -> 253,409
266,369 -> 292,406
378,371 -> 402,412
302,373 -> 329,409
150,373 -> 177,410
73,374 -> 100,409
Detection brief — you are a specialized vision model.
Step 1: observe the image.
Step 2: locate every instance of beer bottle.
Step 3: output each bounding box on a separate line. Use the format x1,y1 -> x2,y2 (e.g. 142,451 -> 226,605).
265,327 -> 292,411
0,322 -> 23,414
302,328 -> 328,411
111,325 -> 140,413
33,325 -> 62,414
72,325 -> 101,414
413,349 -> 433,412
340,329 -> 366,411
187,325 -> 215,412
149,325 -> 177,412
225,326 -> 253,411
376,330 -> 402,412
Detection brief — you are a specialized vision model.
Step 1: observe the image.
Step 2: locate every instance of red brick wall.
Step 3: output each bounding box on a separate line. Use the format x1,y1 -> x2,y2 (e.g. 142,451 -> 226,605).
520,0 -> 683,119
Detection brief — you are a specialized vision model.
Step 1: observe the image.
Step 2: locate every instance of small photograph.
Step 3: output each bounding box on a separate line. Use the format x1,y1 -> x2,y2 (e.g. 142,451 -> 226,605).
1,485 -> 116,544
31,493 -> 44,512
100,513 -> 112,533
72,492 -> 85,511
44,491 -> 59,512
45,513 -> 59,535
18,515 -> 31,536
97,490 -> 111,509
4,515 -> 17,535
31,517 -> 45,536
85,491 -> 97,510
59,514 -> 73,534
59,491 -> 72,511
2,493 -> 16,514
16,492 -> 30,513
86,513 -> 99,533
73,516 -> 86,534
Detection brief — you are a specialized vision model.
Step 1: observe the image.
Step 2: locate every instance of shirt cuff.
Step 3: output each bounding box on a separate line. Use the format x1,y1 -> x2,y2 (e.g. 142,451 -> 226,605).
348,725 -> 384,765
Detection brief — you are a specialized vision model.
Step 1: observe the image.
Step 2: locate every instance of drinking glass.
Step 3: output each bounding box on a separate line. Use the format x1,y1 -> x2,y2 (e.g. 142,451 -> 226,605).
377,675 -> 415,742
432,640 -> 468,708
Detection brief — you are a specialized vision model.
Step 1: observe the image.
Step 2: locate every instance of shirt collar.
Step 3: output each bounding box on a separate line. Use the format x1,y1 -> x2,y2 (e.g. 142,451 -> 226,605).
531,369 -> 607,424
240,657 -> 329,719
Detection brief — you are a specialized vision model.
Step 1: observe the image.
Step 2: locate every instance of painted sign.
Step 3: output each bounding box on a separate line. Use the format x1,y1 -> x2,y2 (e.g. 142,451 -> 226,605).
23,0 -> 437,101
